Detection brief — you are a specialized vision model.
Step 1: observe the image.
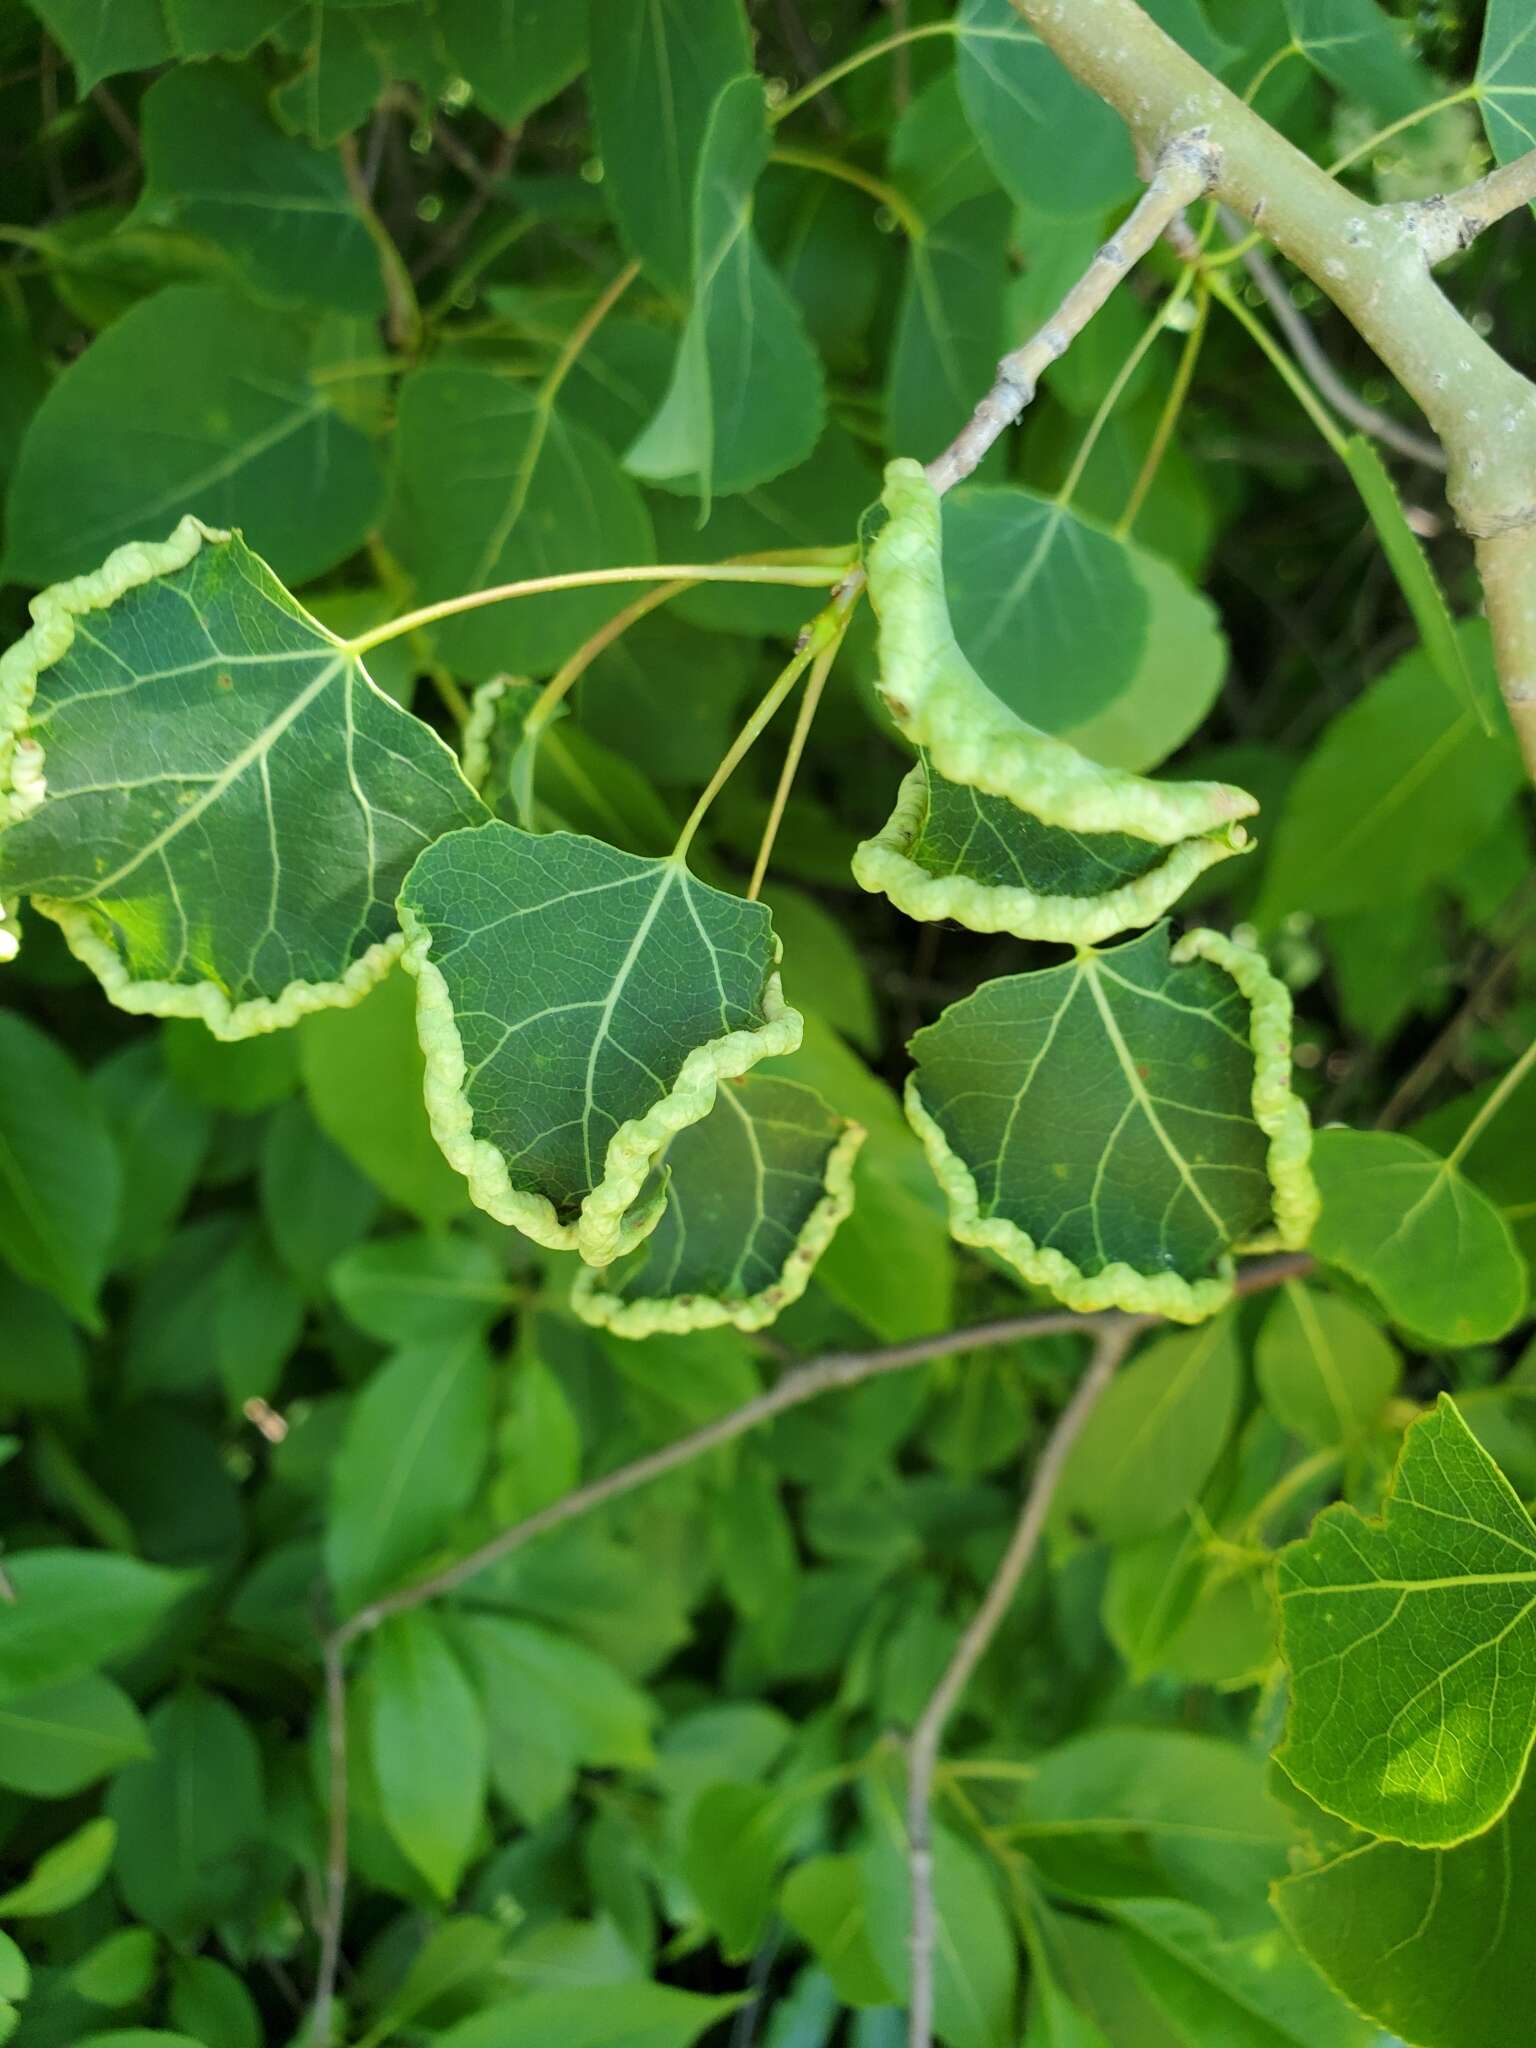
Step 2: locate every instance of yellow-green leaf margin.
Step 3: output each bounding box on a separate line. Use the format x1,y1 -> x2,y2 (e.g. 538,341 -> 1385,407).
905,926 -> 1319,1323
571,1117 -> 865,1336
866,458 -> 1257,844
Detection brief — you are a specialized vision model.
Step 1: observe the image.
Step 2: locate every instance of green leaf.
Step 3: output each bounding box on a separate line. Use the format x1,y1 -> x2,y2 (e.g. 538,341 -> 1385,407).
0,519 -> 485,1036
260,1097 -> 379,1291
107,1687 -> 265,1939
886,193 -> 1011,469
326,1329 -> 493,1613
780,1855 -> 897,2008
0,1933 -> 26,2005
1309,1127 -> 1528,1346
906,923 -> 1316,1322
954,0 -> 1135,215
161,1018 -> 299,1111
1341,437 -> 1494,731
214,1225 -> 305,1407
627,77 -> 825,502
1017,1729 -> 1293,1930
92,1039 -> 211,1267
864,461 -> 1256,915
1255,1280 -> 1400,1448
573,1074 -> 863,1337
370,1610 -> 487,1898
0,1550 -> 192,1699
391,363 -> 655,683
330,1232 -> 510,1344
270,7 -> 393,147
398,822 -> 801,1266
1277,1395 -> 1536,1846
854,753 -> 1248,946
299,966 -> 471,1226
134,64 -> 382,314
0,1816 -> 116,1916
2,284 -> 386,588
0,1011 -> 121,1329
164,0 -> 293,59
588,0 -> 753,294
1058,1316 -> 1242,1541
684,1782 -> 789,1961
435,0 -> 587,126
72,1928 -> 157,2008
21,0 -> 172,89
454,1613 -> 656,1800
168,1957 -> 261,2048
490,1335 -> 582,1523
435,1983 -> 744,2048
1413,1060 -> 1536,1280
860,1818 -> 1016,2048
1283,0 -> 1432,118
0,1673 -> 151,1797
1255,623 -> 1523,924
1479,0 -> 1536,171
1275,1764 -> 1536,2048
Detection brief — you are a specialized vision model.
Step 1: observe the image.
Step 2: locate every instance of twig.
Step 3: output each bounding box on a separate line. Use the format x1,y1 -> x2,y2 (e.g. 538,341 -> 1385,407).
304,1252 -> 1308,2037
1229,222 -> 1445,468
903,1323 -> 1137,2048
925,130 -> 1221,494
310,1632 -> 349,2048
1393,147 -> 1536,265
339,132 -> 421,352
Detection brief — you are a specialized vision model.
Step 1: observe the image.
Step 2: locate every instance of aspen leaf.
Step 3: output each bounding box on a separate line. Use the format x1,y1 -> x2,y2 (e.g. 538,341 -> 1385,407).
398,822 -> 802,1266
0,520 -> 485,1037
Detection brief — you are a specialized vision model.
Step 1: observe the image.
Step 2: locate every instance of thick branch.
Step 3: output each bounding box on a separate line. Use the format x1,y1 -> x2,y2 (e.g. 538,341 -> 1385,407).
925,129 -> 1219,494
903,1323 -> 1136,2048
1013,0 -> 1536,776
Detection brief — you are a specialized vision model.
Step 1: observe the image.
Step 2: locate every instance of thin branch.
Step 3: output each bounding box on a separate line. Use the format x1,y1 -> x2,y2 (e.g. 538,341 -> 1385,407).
310,1631 -> 349,2047
925,130 -> 1220,495
1393,147 -> 1536,265
903,1323 -> 1137,2048
306,1252 -> 1309,2031
1236,237 -> 1445,467
339,133 -> 420,352
748,622 -> 845,900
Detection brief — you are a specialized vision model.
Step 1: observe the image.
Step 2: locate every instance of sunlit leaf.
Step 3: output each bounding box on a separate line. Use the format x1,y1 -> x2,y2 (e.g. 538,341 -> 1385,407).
0,520 -> 484,1036
1277,1396 -> 1536,1846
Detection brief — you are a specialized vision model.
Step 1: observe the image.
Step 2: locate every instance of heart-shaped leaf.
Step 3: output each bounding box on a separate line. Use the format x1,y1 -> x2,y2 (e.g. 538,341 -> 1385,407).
573,1072 -> 863,1335
398,822 -> 801,1265
0,519 -> 486,1037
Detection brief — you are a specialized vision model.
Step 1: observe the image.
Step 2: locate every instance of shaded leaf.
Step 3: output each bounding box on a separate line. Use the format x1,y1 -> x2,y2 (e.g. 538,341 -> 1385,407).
2,284 -> 386,589
22,0 -> 171,89
627,76 -> 825,502
0,1674 -> 151,1798
398,822 -> 801,1266
0,1550 -> 192,1699
392,362 -> 654,683
907,923 -> 1314,1322
886,193 -> 1011,467
574,1074 -> 863,1336
436,0 -> 587,127
0,1816 -> 116,1916
330,1232 -> 510,1344
1284,0 -> 1432,117
1309,1127 -> 1527,1346
371,1611 -> 487,1898
134,63 -> 382,313
1255,1280 -> 1400,1448
0,1012 -> 120,1328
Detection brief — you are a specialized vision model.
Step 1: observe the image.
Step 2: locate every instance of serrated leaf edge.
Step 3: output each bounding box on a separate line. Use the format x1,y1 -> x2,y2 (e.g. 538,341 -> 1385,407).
904,926 -> 1317,1323
1273,1393 -> 1536,1851
399,898 -> 806,1267
570,1112 -> 866,1336
867,458 -> 1257,843
852,761 -> 1249,944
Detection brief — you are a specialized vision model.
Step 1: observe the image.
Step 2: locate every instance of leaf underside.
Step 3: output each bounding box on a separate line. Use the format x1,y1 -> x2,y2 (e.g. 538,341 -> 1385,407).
0,519 -> 485,1037
864,459 -> 1256,876
853,754 -> 1246,943
907,922 -> 1316,1321
398,821 -> 802,1266
573,1072 -> 863,1335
